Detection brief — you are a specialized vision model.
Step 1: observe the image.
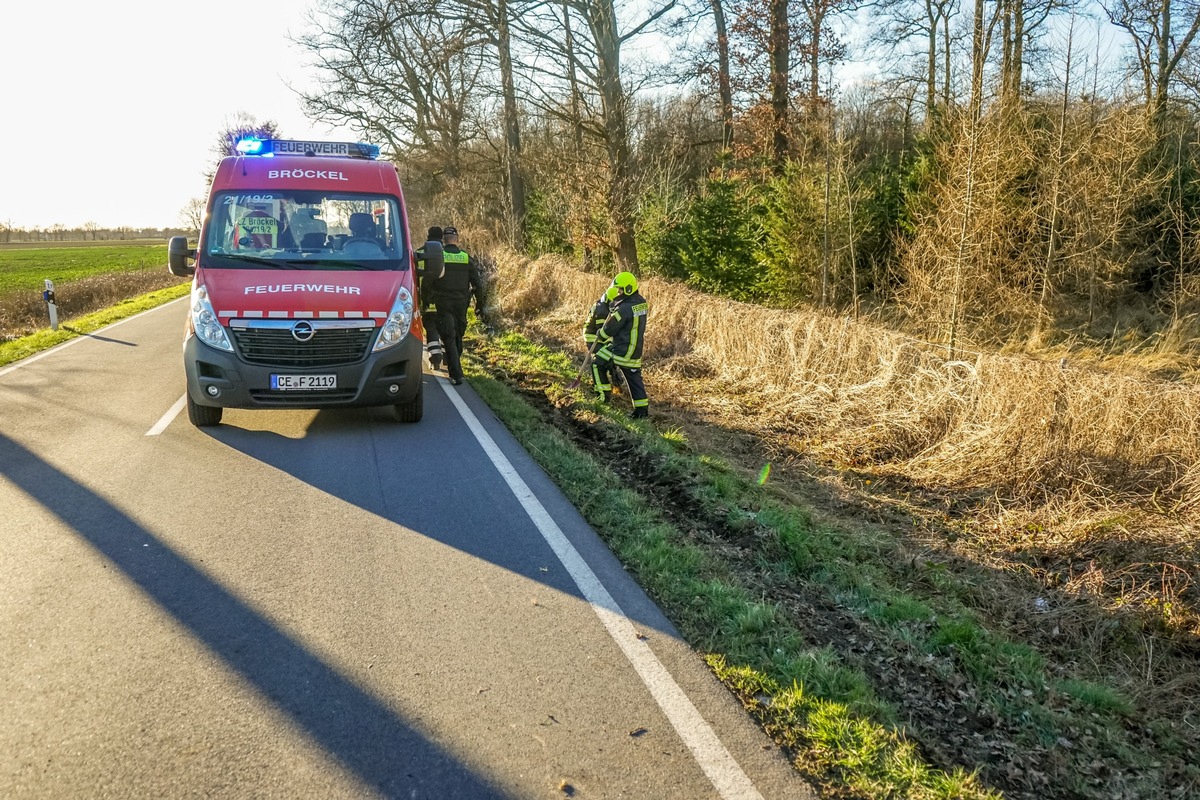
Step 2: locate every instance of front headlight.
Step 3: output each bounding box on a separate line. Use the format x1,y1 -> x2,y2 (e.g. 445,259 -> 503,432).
191,283 -> 233,352
373,286 -> 414,351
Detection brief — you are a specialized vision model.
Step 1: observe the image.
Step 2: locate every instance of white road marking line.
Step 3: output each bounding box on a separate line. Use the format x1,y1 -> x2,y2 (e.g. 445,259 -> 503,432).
0,297 -> 188,379
146,394 -> 187,436
438,377 -> 764,800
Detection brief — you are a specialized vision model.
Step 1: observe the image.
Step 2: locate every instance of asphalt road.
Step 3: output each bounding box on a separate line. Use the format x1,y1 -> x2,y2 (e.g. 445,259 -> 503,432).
0,300 -> 814,799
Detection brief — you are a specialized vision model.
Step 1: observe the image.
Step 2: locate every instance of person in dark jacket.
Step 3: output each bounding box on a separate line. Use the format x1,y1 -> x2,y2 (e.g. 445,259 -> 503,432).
415,226 -> 445,371
431,225 -> 485,386
582,293 -> 615,401
592,271 -> 649,418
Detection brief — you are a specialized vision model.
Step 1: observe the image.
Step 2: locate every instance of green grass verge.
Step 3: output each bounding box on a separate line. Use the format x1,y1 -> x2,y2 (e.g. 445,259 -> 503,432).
0,283 -> 190,368
460,332 -> 1001,799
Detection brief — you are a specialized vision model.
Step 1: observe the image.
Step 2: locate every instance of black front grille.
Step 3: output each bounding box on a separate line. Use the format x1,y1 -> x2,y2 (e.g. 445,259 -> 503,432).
232,324 -> 375,368
248,389 -> 358,405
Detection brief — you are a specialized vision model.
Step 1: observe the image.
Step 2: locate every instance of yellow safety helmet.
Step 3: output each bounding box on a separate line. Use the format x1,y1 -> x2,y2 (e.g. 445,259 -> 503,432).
605,271 -> 638,301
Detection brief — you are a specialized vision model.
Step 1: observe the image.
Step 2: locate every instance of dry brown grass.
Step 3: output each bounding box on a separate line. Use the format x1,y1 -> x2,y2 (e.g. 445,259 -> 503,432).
0,268 -> 187,341
493,251 -> 1200,649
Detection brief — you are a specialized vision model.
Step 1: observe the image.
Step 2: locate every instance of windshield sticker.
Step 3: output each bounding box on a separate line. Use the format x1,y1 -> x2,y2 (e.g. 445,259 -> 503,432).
224,195 -> 278,204
239,215 -> 278,235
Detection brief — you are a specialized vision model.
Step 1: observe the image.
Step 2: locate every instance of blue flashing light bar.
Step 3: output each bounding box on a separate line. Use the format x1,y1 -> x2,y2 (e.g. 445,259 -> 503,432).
233,138 -> 381,159
236,137 -> 265,155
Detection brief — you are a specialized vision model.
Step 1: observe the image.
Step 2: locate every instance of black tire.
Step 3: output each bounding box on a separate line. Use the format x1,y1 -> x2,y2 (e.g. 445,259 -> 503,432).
393,380 -> 424,423
187,392 -> 223,427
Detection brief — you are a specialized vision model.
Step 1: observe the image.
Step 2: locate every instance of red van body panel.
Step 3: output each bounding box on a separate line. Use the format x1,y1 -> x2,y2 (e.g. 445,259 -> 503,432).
211,153 -> 403,196
178,145 -> 424,425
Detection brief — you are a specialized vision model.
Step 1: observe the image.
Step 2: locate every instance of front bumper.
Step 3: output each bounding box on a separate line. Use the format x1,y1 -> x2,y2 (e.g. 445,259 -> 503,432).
184,331 -> 423,410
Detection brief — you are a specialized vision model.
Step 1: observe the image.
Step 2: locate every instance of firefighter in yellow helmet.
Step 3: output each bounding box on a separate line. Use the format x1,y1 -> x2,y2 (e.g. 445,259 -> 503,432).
592,271 -> 649,419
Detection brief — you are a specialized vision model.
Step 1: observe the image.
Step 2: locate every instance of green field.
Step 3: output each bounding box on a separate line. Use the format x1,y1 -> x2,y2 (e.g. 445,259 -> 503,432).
0,243 -> 169,293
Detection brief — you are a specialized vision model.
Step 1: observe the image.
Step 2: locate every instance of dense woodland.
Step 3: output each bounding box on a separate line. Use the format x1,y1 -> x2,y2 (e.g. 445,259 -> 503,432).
293,0 -> 1200,360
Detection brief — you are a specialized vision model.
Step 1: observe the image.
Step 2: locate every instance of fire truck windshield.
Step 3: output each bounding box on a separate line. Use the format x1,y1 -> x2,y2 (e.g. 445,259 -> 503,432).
203,192 -> 407,269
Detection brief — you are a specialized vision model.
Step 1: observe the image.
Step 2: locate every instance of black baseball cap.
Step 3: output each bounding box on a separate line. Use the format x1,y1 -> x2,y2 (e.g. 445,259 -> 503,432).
443,225 -> 459,237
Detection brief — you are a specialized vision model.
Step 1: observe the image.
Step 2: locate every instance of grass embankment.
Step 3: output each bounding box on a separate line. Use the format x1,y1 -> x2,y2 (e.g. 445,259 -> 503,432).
0,243 -> 187,343
0,243 -> 190,366
464,334 -> 996,799
461,251 -> 1200,799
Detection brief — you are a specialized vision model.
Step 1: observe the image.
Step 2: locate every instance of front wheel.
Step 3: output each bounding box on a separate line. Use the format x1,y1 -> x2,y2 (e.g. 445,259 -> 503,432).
393,380 -> 423,423
187,392 -> 223,427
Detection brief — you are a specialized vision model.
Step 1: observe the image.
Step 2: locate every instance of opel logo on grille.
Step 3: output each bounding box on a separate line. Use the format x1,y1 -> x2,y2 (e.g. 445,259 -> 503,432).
291,320 -> 316,342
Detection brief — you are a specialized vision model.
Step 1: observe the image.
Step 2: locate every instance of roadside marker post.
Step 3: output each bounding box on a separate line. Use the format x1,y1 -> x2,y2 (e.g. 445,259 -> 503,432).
43,279 -> 58,331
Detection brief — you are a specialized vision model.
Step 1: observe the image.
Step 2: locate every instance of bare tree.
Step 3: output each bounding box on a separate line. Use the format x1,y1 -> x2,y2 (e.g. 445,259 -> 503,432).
298,0 -> 486,177
795,0 -> 858,105
1104,0 -> 1200,122
516,0 -> 679,272
179,198 -> 205,234
872,0 -> 960,126
299,0 -> 531,242
998,0 -> 1079,101
204,113 -> 282,183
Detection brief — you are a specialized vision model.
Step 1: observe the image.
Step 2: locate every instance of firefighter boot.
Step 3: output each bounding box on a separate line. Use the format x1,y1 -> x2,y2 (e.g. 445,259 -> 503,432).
630,406 -> 649,419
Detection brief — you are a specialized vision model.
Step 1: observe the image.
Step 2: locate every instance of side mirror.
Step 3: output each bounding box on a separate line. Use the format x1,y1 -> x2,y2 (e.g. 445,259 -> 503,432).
168,236 -> 196,277
420,240 -> 444,278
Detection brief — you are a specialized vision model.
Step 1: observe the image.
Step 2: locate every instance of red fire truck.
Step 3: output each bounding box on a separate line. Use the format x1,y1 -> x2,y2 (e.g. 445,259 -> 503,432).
168,138 -> 436,427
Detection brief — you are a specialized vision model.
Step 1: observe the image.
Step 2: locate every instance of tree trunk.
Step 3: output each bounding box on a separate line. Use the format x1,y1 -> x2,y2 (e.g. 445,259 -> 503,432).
942,11 -> 952,107
769,0 -> 790,169
1011,0 -> 1025,98
497,0 -> 527,250
711,0 -> 734,151
1001,0 -> 1013,98
1039,15 -> 1073,326
1156,0 -> 1171,119
563,0 -> 593,268
586,0 -> 639,273
971,0 -> 986,120
822,66 -> 832,306
808,8 -> 824,104
925,0 -> 937,125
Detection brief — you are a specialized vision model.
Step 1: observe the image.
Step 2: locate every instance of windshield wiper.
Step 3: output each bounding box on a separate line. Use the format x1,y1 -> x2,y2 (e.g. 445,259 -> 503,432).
220,254 -> 285,267
311,260 -> 385,270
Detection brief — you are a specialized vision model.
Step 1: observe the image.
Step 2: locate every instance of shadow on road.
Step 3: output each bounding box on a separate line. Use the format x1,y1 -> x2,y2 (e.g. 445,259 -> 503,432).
204,376 -> 680,643
60,325 -> 136,346
0,430 -> 511,799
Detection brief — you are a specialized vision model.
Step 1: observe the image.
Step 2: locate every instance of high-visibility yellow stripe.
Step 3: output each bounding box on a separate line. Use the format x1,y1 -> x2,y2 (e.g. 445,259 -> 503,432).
626,316 -> 640,360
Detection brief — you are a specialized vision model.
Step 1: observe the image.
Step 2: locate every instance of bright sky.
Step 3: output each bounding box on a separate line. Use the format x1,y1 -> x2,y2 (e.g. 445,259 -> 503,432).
1,1 -> 1129,233
0,0 -> 358,231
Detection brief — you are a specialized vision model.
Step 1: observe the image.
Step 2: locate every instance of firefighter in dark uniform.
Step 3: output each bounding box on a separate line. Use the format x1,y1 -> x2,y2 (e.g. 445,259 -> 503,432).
415,226 -> 445,371
432,225 -> 485,386
593,271 -> 649,418
583,293 -> 616,401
